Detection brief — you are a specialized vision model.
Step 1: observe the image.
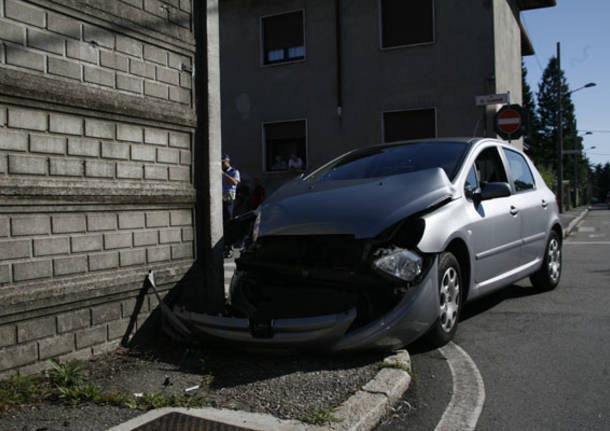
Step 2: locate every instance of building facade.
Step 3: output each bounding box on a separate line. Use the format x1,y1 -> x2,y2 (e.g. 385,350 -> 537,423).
0,0 -> 224,375
219,0 -> 554,190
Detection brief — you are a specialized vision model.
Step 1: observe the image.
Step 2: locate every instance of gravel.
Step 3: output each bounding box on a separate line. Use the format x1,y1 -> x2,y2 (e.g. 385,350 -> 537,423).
0,337 -> 385,431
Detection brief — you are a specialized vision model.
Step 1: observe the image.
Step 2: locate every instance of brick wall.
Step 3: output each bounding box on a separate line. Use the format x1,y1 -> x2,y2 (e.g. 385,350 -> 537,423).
0,0 -> 193,105
0,0 -> 203,375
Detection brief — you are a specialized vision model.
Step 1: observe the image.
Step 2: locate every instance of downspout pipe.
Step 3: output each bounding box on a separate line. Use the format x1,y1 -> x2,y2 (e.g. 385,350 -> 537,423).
336,0 -> 343,117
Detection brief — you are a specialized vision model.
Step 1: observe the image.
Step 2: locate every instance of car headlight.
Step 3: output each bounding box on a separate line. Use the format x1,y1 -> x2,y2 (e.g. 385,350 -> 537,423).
373,248 -> 422,281
251,209 -> 261,243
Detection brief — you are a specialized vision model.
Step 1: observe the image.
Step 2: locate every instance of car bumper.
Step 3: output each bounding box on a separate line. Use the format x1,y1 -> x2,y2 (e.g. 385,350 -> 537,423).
173,257 -> 440,351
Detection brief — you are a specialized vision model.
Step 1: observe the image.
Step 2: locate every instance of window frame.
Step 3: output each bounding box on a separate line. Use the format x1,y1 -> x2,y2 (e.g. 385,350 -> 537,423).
381,107 -> 438,144
378,0 -> 436,51
261,118 -> 309,174
503,147 -> 537,194
464,165 -> 480,201
260,9 -> 307,68
469,144 -> 510,188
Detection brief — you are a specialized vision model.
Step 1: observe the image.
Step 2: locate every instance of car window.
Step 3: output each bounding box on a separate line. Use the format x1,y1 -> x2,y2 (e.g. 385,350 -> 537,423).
504,149 -> 535,192
464,166 -> 479,200
304,141 -> 470,182
474,147 -> 508,187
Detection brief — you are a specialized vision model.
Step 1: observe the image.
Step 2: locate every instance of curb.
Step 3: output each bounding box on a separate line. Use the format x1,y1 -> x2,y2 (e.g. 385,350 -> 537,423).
107,350 -> 412,431
563,207 -> 590,238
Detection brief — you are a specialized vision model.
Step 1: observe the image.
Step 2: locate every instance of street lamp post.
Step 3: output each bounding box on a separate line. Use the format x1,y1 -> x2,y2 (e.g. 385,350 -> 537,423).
555,42 -> 596,212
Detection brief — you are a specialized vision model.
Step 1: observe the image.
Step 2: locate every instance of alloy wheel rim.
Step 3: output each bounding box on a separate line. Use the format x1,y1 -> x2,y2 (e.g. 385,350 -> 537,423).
547,238 -> 561,283
439,266 -> 460,333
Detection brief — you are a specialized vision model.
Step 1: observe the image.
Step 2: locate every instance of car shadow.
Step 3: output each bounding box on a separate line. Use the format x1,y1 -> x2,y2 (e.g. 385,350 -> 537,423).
459,283 -> 542,322
407,283 -> 543,355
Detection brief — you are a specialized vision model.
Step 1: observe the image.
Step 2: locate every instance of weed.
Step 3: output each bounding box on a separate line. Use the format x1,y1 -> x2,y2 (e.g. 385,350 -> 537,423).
0,374 -> 50,415
379,360 -> 412,375
0,359 -> 210,416
48,359 -> 87,388
55,383 -> 102,405
300,407 -> 337,425
101,391 -> 137,409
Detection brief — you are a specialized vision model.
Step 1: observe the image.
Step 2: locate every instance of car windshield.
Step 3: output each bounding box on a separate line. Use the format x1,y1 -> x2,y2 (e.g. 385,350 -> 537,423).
304,141 -> 470,182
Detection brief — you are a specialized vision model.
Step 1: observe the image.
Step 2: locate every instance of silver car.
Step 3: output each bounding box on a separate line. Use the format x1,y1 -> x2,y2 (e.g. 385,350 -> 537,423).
176,138 -> 562,350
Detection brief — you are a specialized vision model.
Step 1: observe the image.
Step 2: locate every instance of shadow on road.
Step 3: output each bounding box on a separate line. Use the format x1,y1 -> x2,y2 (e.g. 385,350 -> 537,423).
407,284 -> 543,355
460,284 -> 542,322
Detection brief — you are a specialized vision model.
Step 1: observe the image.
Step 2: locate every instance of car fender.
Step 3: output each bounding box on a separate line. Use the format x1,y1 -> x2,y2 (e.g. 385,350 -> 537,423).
417,198 -> 471,253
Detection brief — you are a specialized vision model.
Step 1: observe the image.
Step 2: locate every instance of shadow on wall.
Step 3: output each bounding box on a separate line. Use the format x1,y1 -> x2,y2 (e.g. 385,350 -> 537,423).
122,238 -> 226,349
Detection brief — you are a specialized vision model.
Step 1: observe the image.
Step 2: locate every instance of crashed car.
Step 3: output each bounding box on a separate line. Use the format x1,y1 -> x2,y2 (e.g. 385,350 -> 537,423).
177,138 -> 562,351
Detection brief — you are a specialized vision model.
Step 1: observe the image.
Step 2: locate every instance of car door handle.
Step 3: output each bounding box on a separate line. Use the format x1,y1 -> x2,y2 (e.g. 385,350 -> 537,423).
510,205 -> 519,216
541,199 -> 548,209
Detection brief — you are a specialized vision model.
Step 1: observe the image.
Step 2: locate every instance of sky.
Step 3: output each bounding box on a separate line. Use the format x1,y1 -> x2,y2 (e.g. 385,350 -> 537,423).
521,0 -> 609,167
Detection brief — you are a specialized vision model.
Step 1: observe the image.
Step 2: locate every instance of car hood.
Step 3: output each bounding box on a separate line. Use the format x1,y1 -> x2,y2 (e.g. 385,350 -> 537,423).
258,167 -> 455,239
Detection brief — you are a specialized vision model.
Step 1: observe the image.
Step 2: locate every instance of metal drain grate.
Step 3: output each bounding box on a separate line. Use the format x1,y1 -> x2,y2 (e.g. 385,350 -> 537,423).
132,412 -> 256,431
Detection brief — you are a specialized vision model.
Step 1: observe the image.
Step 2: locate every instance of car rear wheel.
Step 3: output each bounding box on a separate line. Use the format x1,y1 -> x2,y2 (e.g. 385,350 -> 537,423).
530,230 -> 561,291
427,251 -> 462,347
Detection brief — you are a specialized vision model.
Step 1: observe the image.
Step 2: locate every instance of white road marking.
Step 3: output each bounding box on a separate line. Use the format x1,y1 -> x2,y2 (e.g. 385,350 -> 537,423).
435,342 -> 486,431
565,241 -> 610,245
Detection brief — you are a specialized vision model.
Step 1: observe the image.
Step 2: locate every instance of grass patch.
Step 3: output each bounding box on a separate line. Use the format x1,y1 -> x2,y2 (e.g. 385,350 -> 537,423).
0,359 -> 209,417
300,406 -> 337,425
0,373 -> 51,414
379,360 -> 412,375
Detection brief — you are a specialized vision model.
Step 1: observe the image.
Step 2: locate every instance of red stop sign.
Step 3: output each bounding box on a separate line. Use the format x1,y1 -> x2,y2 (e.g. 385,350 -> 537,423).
496,108 -> 522,134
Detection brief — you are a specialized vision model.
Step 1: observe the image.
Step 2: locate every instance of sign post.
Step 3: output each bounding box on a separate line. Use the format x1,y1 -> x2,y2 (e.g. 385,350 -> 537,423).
475,93 -> 509,106
494,104 -> 527,142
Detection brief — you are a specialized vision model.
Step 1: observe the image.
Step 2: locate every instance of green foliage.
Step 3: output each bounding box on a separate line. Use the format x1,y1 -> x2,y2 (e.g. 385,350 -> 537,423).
522,61 -> 542,152
55,383 -> 102,405
101,391 -> 138,409
591,162 -> 610,201
0,374 -> 51,415
536,164 -> 555,190
379,360 -> 412,375
48,359 -> 87,389
0,359 -> 210,416
300,407 -> 338,425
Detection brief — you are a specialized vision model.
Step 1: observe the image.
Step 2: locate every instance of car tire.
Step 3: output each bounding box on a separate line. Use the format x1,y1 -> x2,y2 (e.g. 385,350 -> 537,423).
530,230 -> 562,291
426,251 -> 462,347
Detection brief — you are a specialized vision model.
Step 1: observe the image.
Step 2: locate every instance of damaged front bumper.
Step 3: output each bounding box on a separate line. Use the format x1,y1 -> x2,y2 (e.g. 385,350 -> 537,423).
172,256 -> 440,352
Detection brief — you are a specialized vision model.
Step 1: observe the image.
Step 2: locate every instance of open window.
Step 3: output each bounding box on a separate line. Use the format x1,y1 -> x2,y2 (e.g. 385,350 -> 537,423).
474,147 -> 508,188
263,120 -> 307,172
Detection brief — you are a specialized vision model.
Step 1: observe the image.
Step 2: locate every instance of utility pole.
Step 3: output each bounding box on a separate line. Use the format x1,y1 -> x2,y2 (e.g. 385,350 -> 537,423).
556,42 -> 564,213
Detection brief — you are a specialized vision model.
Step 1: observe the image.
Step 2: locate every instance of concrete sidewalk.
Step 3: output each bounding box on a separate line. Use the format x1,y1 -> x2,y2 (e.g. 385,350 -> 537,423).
108,351 -> 412,431
560,206 -> 590,238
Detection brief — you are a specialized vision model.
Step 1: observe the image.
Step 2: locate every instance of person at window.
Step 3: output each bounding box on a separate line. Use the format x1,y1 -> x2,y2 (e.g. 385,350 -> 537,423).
271,155 -> 287,170
288,153 -> 303,171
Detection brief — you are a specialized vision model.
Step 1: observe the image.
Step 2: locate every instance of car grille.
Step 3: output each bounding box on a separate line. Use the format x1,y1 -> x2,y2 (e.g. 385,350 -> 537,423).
247,235 -> 367,268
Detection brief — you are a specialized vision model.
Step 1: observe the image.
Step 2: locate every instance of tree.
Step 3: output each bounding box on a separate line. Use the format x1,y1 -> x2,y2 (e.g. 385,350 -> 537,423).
536,57 -> 579,169
521,62 -> 542,161
535,56 -> 592,205
591,162 -> 610,201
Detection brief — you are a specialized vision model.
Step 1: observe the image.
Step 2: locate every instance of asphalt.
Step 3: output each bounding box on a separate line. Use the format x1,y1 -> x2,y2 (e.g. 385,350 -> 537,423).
109,206 -> 590,431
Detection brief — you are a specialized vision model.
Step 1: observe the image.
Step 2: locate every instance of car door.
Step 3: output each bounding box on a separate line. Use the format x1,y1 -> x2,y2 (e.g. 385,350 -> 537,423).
503,148 -> 548,266
464,146 -> 521,289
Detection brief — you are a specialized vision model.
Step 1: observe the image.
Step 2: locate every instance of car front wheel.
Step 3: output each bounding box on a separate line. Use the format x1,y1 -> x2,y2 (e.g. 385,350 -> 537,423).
530,230 -> 562,291
426,251 -> 462,347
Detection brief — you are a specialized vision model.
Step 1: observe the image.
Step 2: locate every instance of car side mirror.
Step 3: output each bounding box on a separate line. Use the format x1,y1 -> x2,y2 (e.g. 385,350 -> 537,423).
475,182 -> 512,201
